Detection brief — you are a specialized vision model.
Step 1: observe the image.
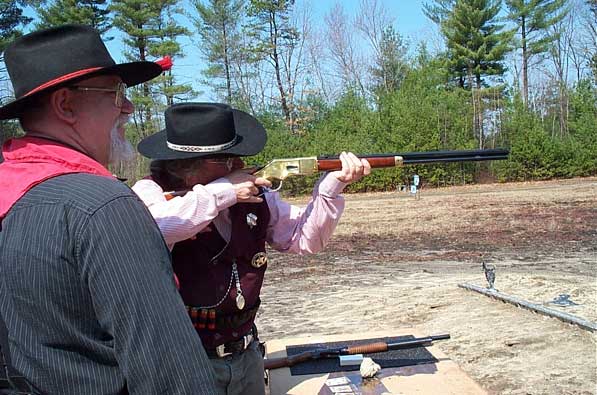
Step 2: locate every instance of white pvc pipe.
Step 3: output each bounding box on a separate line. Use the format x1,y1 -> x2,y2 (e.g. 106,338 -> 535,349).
458,283 -> 597,332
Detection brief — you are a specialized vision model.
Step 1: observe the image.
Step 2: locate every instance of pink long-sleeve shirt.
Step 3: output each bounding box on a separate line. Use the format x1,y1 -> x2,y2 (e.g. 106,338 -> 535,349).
131,174 -> 347,254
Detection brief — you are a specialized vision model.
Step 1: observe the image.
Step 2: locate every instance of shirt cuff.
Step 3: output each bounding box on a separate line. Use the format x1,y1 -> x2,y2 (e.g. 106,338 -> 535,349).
195,178 -> 237,210
318,173 -> 347,198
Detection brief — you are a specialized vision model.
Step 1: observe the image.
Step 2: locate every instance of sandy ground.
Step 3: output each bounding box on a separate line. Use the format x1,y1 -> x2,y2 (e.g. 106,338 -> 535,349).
256,177 -> 597,395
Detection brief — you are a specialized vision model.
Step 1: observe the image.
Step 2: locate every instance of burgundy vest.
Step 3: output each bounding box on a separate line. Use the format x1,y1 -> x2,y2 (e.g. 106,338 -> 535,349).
171,201 -> 270,348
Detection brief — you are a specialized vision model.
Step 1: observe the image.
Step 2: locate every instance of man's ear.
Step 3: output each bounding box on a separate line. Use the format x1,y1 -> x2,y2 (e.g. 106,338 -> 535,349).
50,88 -> 77,125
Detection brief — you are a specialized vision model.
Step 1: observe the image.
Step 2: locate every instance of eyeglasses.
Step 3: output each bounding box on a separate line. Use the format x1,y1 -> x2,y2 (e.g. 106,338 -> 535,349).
203,157 -> 235,168
69,82 -> 127,107
203,157 -> 238,171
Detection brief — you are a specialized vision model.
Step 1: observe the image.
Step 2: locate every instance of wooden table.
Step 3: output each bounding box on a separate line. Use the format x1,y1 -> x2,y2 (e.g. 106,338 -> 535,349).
265,330 -> 487,395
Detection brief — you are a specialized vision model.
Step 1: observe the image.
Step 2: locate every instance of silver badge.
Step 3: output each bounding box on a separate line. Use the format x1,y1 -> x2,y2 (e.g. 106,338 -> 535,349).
251,252 -> 268,268
246,213 -> 257,228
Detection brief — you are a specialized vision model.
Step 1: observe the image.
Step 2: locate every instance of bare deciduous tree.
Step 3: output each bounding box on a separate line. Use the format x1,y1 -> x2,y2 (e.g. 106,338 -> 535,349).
324,2 -> 366,96
582,0 -> 597,80
546,8 -> 573,136
306,24 -> 331,102
355,0 -> 393,63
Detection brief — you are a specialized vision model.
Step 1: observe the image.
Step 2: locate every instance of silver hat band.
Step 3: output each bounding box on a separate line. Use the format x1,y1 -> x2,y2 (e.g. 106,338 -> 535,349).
166,136 -> 237,153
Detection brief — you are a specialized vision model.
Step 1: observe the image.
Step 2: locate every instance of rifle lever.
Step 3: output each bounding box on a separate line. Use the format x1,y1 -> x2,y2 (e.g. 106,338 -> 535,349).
258,181 -> 283,196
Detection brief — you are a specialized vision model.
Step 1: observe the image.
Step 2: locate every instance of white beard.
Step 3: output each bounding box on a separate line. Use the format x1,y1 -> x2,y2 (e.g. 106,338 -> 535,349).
108,116 -> 135,165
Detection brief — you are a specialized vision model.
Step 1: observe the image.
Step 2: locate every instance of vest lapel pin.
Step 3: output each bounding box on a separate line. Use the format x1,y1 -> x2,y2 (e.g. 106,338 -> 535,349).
246,213 -> 257,228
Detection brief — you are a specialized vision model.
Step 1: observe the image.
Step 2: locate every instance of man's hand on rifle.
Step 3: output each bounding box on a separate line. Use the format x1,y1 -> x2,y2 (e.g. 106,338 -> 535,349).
226,168 -> 272,203
331,151 -> 371,184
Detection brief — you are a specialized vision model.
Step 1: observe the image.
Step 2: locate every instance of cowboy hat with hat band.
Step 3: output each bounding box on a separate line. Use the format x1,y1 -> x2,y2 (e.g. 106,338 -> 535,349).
137,103 -> 267,161
0,24 -> 165,120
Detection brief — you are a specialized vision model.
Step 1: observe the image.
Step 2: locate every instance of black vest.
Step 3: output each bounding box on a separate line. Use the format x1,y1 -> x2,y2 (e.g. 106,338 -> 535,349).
171,201 -> 270,348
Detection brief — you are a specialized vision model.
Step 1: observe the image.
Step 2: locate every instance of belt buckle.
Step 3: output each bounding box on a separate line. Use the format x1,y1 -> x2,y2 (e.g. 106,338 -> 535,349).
216,344 -> 233,358
243,334 -> 253,350
216,333 -> 253,358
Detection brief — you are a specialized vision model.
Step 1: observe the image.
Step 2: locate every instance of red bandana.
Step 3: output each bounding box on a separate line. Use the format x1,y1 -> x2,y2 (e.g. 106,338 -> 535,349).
0,136 -> 114,219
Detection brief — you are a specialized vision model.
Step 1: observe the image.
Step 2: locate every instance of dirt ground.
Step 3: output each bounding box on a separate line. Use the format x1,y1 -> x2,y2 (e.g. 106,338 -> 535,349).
256,177 -> 597,395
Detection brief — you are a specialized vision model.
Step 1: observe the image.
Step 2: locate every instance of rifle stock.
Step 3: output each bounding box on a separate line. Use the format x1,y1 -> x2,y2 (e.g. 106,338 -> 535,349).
263,333 -> 450,371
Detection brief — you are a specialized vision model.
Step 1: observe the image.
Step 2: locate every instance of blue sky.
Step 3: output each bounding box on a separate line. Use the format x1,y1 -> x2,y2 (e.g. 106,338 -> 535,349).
18,1 -> 436,100
305,0 -> 433,39
164,0 -> 437,99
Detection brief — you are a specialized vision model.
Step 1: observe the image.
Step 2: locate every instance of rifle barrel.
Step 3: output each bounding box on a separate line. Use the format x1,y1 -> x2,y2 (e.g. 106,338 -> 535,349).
403,154 -> 508,164
317,149 -> 508,171
396,148 -> 508,159
320,149 -> 508,160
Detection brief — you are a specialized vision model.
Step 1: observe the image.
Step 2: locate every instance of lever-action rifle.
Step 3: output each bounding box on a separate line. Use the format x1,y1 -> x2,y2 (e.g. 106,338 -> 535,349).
164,148 -> 508,198
263,333 -> 450,370
253,148 -> 508,190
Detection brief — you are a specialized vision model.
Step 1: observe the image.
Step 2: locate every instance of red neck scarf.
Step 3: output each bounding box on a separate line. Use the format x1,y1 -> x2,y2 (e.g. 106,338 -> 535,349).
0,136 -> 114,219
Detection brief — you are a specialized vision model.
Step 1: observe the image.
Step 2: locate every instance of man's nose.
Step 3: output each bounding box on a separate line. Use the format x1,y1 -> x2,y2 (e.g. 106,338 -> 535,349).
232,158 -> 244,170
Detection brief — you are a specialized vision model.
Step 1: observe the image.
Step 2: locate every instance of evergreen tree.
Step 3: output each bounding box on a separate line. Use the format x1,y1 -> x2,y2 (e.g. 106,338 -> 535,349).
370,26 -> 408,97
149,6 -> 193,107
504,0 -> 568,107
1,0 -> 31,53
111,0 -> 160,136
1,0 -> 32,143
423,0 -> 456,25
111,0 -> 187,136
423,0 -> 467,86
35,0 -> 111,33
442,0 -> 510,90
190,0 -> 244,104
441,0 -> 510,148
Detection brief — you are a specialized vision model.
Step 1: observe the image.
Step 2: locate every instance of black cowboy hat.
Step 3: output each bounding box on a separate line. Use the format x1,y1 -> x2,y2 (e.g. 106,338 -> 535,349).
137,103 -> 267,160
0,24 -> 163,120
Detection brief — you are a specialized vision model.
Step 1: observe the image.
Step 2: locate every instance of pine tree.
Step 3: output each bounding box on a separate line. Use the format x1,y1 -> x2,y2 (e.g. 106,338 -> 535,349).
441,0 -> 511,149
423,0 -> 466,87
190,0 -> 244,104
149,6 -> 193,107
1,0 -> 32,142
1,0 -> 31,53
442,0 -> 510,90
35,0 -> 111,34
423,0 -> 456,25
370,26 -> 408,97
504,0 -> 569,107
111,0 -> 188,136
111,0 -> 160,136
